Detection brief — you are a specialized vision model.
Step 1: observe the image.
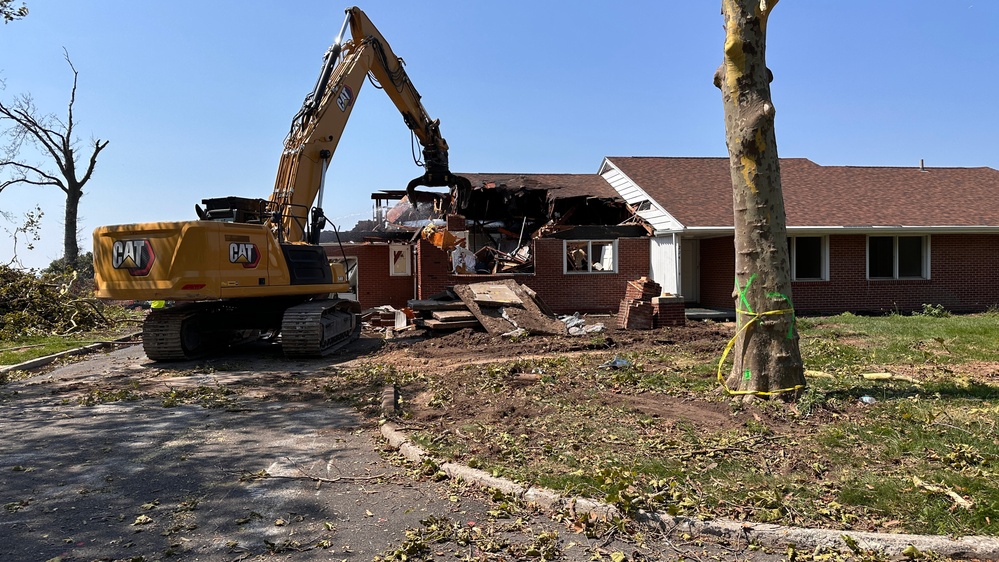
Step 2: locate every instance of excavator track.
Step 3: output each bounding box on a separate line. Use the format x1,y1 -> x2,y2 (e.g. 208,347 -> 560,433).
142,307 -> 205,362
143,305 -> 261,362
280,299 -> 361,358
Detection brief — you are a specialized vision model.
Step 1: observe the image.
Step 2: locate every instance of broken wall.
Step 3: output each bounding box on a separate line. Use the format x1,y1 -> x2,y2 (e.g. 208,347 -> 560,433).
416,237 -> 651,315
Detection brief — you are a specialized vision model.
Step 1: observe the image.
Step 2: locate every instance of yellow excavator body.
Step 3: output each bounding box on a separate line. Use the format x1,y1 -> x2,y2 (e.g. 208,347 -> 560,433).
93,220 -> 349,302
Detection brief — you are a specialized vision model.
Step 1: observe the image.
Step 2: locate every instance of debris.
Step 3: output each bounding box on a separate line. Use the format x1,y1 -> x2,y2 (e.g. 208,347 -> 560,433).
432,310 -> 475,323
617,277 -> 661,330
451,246 -> 478,273
912,476 -> 974,510
363,305 -> 409,330
559,313 -> 605,336
859,396 -> 877,405
862,372 -> 922,385
453,280 -> 566,337
421,224 -> 458,251
599,356 -> 631,369
410,281 -> 565,336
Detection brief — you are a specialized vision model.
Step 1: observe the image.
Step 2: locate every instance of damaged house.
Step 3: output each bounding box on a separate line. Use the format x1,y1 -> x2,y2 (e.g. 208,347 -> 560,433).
322,173 -> 659,316
325,155 -> 999,320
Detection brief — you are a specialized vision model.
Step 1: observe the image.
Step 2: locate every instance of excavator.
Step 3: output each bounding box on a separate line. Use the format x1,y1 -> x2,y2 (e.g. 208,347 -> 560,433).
92,6 -> 471,361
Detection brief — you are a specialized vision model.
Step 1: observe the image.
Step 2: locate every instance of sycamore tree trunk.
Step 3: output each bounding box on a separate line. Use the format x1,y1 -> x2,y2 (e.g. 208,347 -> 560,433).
714,0 -> 804,401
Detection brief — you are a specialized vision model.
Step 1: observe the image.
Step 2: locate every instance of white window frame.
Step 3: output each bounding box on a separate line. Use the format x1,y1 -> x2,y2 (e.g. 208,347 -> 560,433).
389,243 -> 411,276
790,236 -> 829,281
866,235 -> 931,280
564,240 -> 618,274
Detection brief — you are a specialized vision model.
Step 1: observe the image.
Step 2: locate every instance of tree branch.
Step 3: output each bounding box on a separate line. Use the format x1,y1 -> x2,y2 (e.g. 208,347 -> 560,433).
78,138 -> 109,187
0,161 -> 65,191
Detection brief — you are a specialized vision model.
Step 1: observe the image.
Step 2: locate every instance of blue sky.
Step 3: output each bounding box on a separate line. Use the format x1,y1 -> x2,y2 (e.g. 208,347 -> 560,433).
1,1 -> 997,269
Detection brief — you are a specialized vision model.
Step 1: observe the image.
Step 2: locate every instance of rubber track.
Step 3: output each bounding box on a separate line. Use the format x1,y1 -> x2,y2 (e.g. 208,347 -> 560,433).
143,308 -> 198,362
281,300 -> 359,358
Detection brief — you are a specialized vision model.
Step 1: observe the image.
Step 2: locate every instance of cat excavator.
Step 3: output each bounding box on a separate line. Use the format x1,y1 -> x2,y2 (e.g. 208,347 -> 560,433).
92,6 -> 471,361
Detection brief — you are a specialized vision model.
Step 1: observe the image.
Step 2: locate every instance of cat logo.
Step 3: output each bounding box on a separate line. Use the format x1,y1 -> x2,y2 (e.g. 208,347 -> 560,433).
336,85 -> 354,112
111,239 -> 155,276
229,242 -> 260,268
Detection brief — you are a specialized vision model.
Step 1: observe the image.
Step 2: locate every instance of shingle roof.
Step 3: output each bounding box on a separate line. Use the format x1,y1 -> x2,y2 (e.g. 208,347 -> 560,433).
606,157 -> 999,228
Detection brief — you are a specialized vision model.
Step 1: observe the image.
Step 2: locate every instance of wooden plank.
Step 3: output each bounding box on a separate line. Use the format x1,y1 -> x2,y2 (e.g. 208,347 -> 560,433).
432,310 -> 476,322
468,283 -> 522,306
407,299 -> 468,312
453,284 -> 515,336
421,319 -> 481,330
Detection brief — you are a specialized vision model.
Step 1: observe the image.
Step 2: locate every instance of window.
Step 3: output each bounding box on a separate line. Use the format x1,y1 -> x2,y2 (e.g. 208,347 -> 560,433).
389,243 -> 411,276
790,236 -> 827,281
565,240 -> 617,273
867,235 -> 929,279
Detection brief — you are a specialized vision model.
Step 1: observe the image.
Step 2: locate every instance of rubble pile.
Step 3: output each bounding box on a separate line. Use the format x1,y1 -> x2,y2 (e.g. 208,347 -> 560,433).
617,277 -> 661,330
615,276 -> 686,329
408,280 -> 566,336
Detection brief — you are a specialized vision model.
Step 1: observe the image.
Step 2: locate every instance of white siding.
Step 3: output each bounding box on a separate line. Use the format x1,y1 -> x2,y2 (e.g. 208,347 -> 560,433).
650,235 -> 679,294
600,161 -> 683,233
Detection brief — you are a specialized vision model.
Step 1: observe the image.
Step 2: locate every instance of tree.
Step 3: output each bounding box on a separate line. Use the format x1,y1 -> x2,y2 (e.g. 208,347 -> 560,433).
713,0 -> 804,401
1,0 -> 27,23
0,52 -> 109,266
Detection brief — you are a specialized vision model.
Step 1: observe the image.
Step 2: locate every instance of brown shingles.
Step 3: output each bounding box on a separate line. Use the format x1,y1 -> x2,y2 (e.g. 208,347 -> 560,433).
607,157 -> 999,228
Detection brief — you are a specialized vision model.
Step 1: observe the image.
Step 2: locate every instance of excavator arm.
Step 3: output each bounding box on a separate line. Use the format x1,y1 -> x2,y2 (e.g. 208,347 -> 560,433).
269,6 -> 470,244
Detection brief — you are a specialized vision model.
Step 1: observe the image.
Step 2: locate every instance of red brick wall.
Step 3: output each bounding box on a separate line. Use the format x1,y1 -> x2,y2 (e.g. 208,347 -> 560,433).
417,237 -> 651,314
697,234 -> 999,314
698,237 -> 736,309
323,243 -> 415,310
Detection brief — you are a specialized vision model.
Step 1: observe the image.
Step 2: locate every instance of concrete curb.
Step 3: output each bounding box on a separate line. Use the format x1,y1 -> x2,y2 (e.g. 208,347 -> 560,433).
0,332 -> 142,375
379,385 -> 999,559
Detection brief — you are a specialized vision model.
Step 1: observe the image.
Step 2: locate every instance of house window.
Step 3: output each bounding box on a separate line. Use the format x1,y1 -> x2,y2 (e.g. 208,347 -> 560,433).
790,236 -> 827,281
867,235 -> 929,279
565,240 -> 617,273
389,244 -> 411,276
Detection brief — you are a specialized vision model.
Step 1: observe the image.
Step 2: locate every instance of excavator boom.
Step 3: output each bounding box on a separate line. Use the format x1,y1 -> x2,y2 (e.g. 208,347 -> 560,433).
270,6 -> 470,244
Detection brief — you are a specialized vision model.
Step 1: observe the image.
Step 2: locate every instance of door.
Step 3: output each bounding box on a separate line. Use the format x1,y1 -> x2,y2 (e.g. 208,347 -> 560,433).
680,238 -> 700,303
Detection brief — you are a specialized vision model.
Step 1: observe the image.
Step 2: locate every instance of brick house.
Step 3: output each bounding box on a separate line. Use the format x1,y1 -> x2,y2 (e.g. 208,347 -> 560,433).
599,157 -> 999,314
323,174 -> 654,315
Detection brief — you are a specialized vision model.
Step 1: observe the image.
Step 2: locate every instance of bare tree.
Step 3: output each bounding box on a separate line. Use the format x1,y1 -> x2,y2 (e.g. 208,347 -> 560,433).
0,52 -> 109,266
1,0 -> 28,23
713,0 -> 804,401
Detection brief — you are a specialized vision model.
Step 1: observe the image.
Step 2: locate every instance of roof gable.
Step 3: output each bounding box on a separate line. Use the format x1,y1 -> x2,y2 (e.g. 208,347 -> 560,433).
605,157 -> 999,228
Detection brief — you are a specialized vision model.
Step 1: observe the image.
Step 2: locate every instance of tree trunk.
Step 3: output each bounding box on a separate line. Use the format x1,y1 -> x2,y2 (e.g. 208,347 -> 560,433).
64,183 -> 80,265
715,0 -> 804,401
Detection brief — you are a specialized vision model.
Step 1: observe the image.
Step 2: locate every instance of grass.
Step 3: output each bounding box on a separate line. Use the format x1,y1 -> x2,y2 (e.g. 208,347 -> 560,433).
356,312 -> 999,537
0,322 -> 141,368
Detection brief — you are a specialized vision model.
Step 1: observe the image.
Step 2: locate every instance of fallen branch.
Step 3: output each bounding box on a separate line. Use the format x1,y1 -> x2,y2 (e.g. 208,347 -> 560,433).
912,476 -> 973,510
861,372 -> 922,385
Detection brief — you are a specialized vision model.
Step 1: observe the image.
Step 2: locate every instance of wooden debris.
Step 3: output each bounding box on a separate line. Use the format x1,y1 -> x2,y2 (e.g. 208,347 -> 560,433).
453,280 -> 565,336
431,310 -> 476,322
421,319 -> 482,331
407,299 -> 468,312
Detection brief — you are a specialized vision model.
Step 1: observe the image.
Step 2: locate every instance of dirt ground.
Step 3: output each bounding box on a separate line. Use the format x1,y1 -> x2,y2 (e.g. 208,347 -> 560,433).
367,320 -> 769,430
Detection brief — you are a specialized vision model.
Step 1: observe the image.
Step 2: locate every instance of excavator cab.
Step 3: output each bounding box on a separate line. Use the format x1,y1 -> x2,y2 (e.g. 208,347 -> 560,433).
195,197 -> 271,224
